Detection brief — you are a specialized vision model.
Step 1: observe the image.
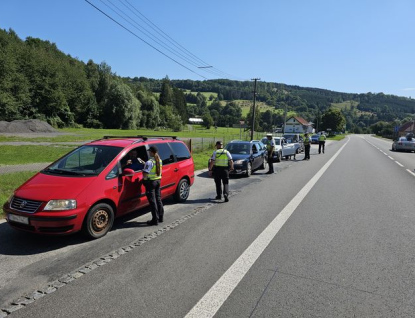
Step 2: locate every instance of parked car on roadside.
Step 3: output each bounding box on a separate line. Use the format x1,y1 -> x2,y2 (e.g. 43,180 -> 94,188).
261,136 -> 299,162
392,134 -> 415,152
3,136 -> 195,239
282,133 -> 304,153
225,140 -> 267,177
311,134 -> 319,144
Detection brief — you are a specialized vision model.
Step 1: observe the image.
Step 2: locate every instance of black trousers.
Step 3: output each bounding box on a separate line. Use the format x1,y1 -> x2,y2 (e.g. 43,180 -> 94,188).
213,167 -> 229,198
267,155 -> 274,173
318,141 -> 325,153
144,180 -> 164,221
304,145 -> 311,159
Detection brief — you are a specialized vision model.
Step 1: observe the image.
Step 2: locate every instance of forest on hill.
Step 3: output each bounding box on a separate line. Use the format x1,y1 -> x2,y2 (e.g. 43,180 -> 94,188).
1,28 -> 414,136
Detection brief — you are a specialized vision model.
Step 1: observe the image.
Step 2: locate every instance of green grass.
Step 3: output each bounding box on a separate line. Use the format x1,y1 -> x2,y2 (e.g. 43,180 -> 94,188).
331,100 -> 359,110
0,171 -> 38,218
0,126 -> 248,143
327,134 -> 346,141
0,145 -> 77,165
192,148 -> 213,171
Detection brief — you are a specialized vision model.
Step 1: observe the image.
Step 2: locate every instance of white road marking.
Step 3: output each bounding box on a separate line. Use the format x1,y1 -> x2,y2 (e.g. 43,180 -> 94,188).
388,156 -> 394,160
185,138 -> 350,318
395,161 -> 404,167
406,169 -> 415,177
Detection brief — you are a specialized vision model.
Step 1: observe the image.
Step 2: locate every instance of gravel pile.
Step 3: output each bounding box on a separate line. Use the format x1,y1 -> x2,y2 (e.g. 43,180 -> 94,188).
0,119 -> 56,133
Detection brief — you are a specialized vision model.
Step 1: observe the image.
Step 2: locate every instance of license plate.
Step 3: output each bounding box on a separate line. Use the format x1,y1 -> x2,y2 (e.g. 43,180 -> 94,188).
8,214 -> 29,225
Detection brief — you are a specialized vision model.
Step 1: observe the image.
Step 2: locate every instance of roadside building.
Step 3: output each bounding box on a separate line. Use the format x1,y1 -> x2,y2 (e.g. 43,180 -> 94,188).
284,116 -> 313,134
188,118 -> 204,124
398,121 -> 415,137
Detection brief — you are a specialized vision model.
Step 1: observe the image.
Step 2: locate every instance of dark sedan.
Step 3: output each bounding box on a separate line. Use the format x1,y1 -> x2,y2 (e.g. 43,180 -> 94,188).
311,134 -> 319,144
225,140 -> 267,177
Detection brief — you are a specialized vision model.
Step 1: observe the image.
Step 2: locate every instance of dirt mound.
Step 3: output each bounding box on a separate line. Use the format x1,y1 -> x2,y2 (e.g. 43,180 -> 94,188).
0,120 -> 56,133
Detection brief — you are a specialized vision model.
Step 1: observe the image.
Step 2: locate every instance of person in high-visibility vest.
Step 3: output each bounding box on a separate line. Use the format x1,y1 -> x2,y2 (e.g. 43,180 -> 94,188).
143,146 -> 164,225
303,133 -> 311,160
264,133 -> 275,174
318,132 -> 326,154
209,141 -> 234,202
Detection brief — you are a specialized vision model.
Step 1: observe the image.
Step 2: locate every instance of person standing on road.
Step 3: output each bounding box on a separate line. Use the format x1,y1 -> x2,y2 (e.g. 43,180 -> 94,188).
209,141 -> 234,202
303,133 -> 311,160
143,146 -> 164,225
264,133 -> 275,174
318,132 -> 326,154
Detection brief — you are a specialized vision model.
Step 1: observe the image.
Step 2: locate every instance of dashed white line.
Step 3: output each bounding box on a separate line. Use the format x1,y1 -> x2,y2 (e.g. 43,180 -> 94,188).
395,161 -> 404,167
406,169 -> 415,177
388,156 -> 394,160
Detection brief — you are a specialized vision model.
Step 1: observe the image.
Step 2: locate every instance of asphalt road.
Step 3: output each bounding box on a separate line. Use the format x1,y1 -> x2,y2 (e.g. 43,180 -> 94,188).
2,136 -> 415,317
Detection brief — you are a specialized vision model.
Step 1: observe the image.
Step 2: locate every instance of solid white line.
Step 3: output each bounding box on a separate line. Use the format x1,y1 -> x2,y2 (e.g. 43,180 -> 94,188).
406,169 -> 415,177
185,138 -> 350,318
395,161 -> 404,167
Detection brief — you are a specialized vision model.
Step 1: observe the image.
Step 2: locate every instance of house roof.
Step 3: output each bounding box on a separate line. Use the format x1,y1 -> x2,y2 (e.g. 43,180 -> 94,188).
398,121 -> 415,132
287,116 -> 310,126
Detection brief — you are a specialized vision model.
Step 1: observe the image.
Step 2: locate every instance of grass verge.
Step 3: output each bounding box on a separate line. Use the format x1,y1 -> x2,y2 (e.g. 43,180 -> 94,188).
0,145 -> 77,165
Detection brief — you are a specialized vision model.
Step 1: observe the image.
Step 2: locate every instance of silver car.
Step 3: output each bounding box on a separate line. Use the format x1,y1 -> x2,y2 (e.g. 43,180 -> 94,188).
392,135 -> 415,152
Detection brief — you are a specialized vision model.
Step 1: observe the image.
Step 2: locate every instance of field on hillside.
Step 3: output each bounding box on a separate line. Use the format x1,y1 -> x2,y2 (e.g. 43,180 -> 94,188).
331,100 -> 373,116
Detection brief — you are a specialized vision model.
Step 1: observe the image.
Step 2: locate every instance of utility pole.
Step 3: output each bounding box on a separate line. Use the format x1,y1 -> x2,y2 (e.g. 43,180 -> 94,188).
283,103 -> 287,134
250,78 -> 260,140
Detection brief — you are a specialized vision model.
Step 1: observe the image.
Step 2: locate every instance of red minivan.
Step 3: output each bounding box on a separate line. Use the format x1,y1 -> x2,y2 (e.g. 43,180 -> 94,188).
3,136 -> 195,239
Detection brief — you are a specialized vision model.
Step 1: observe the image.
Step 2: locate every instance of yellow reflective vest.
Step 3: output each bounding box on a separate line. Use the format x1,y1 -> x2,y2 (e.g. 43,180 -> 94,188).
214,149 -> 229,167
147,158 -> 162,180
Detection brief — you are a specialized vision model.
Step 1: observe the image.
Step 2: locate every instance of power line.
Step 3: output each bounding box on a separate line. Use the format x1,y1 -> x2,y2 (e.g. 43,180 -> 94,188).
85,0 -> 244,80
117,0 -> 240,79
101,0 -> 214,72
97,0 -> 227,78
84,0 -> 208,79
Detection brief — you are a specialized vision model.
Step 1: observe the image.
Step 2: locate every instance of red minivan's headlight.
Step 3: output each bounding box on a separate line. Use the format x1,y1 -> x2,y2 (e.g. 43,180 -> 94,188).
44,200 -> 77,211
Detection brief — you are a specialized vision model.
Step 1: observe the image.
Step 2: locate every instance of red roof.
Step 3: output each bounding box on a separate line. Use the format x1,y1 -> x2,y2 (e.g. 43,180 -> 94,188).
288,116 -> 310,125
398,122 -> 415,133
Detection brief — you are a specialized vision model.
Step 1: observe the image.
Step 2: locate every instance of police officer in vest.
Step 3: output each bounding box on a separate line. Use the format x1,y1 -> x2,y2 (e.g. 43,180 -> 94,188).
318,132 -> 326,154
143,146 -> 164,225
264,133 -> 275,174
209,141 -> 234,202
303,133 -> 311,160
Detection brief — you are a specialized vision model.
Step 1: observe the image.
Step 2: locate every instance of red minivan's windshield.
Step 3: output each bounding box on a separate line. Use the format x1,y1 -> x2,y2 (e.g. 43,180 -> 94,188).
43,145 -> 123,177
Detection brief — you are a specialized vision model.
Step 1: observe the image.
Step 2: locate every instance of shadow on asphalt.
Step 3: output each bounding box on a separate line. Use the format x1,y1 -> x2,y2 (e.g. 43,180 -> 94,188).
0,196 -> 186,255
0,221 -> 87,256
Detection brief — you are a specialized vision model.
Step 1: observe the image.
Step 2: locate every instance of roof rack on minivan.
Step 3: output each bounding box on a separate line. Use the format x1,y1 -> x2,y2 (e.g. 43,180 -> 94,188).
102,135 -> 178,141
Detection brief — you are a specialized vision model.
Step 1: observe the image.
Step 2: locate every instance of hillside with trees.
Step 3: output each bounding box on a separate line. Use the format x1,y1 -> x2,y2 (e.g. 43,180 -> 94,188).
1,28 -> 415,136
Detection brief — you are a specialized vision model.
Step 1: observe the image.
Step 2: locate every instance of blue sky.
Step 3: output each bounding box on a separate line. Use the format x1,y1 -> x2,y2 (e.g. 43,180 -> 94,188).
1,0 -> 414,98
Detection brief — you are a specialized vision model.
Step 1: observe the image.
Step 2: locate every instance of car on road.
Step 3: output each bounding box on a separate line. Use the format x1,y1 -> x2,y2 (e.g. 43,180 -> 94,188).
311,134 -> 319,144
261,136 -> 298,162
282,133 -> 304,153
225,140 -> 267,177
3,136 -> 195,239
392,134 -> 415,152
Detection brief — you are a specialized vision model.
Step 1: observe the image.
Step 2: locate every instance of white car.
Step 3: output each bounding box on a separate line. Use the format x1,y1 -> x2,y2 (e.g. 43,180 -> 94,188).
392,135 -> 415,152
262,137 -> 300,162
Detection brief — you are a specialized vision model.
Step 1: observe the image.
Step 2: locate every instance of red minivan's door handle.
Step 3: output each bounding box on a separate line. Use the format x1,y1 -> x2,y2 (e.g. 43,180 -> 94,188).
174,168 -> 179,172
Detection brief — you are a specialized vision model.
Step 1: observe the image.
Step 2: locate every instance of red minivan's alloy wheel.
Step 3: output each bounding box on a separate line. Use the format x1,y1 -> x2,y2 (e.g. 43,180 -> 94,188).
83,203 -> 114,239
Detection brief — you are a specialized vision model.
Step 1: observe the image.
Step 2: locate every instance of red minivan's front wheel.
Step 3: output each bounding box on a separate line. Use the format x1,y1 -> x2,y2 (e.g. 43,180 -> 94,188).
83,203 -> 114,239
